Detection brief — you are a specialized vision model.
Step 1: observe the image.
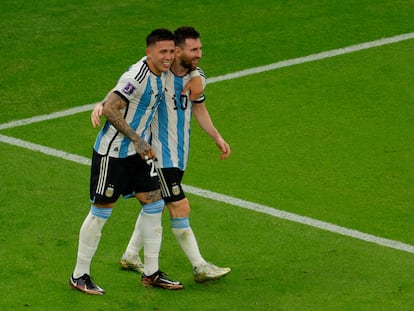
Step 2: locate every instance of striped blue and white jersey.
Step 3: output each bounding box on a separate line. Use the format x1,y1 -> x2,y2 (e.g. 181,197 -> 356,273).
151,67 -> 206,170
94,57 -> 167,158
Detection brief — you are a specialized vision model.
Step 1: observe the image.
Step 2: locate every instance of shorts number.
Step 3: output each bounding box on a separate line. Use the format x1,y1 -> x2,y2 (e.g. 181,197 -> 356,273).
146,159 -> 157,177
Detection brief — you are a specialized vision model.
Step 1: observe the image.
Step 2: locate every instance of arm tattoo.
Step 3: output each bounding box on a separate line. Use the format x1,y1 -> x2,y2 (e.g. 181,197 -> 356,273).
138,190 -> 162,205
104,93 -> 150,154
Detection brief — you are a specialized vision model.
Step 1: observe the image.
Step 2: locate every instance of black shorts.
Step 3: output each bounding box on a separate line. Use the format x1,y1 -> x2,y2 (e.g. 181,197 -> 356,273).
157,167 -> 186,203
90,150 -> 160,204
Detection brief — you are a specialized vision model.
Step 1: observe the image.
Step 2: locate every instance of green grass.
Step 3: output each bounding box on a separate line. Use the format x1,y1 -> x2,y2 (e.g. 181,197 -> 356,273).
2,144 -> 414,310
186,40 -> 414,244
1,0 -> 413,121
1,0 -> 414,310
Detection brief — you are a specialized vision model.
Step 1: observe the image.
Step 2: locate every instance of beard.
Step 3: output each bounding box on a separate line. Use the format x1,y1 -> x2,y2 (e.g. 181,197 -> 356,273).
180,58 -> 196,70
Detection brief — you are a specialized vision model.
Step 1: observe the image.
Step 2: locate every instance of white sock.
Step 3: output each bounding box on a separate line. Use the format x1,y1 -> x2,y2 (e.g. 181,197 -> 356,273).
171,217 -> 206,268
123,210 -> 144,261
73,206 -> 112,278
141,200 -> 164,276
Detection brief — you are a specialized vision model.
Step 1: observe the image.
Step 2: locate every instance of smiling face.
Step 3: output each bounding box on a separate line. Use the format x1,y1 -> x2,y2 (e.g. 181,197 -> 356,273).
176,38 -> 202,70
146,39 -> 176,75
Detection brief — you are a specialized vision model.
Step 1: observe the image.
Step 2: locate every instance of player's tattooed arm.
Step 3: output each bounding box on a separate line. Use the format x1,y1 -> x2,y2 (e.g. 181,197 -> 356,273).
102,92 -> 155,159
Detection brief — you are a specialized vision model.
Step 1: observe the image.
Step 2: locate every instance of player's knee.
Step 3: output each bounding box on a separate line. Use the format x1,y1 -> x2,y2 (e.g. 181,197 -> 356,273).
167,198 -> 190,218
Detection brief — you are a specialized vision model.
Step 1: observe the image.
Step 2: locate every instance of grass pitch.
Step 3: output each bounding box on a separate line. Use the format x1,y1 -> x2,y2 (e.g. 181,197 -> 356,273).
1,0 -> 414,310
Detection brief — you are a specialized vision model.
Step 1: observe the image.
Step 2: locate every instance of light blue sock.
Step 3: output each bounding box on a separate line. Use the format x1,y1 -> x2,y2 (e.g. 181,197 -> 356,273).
142,200 -> 164,214
171,217 -> 205,267
73,205 -> 112,278
171,217 -> 190,229
141,200 -> 164,275
90,205 -> 112,219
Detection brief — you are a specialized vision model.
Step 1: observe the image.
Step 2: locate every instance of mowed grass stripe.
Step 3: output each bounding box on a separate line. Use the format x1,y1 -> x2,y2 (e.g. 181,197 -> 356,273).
1,132 -> 413,255
1,32 -> 413,131
1,32 -> 413,255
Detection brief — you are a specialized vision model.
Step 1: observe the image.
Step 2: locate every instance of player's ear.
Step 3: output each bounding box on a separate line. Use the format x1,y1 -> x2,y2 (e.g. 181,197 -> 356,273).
175,45 -> 183,56
145,47 -> 151,58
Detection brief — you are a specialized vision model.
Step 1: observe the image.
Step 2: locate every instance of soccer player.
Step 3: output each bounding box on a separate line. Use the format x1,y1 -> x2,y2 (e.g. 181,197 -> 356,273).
92,27 -> 231,282
69,28 -> 184,295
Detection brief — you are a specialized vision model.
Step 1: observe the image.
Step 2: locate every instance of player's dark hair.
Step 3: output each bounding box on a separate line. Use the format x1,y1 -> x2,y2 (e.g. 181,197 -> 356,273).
146,28 -> 175,47
174,26 -> 200,46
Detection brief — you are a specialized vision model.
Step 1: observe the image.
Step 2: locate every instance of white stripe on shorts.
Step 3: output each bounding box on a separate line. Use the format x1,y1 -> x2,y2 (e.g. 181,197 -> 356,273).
97,156 -> 109,195
156,168 -> 171,198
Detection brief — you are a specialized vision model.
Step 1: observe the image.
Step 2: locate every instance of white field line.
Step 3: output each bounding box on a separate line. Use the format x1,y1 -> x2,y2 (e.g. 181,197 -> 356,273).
1,32 -> 414,254
0,134 -> 91,166
1,32 -> 413,131
207,32 -> 414,83
0,103 -> 98,131
183,185 -> 414,254
1,132 -> 414,254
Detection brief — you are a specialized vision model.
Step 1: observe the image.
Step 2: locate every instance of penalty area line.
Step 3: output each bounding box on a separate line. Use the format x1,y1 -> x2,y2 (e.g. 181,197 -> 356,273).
1,133 -> 414,255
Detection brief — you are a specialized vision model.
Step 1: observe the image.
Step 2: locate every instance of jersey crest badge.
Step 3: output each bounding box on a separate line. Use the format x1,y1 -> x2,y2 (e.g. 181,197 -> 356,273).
172,185 -> 181,196
105,186 -> 114,198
